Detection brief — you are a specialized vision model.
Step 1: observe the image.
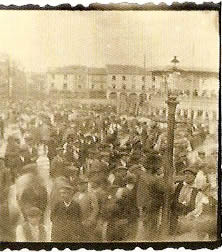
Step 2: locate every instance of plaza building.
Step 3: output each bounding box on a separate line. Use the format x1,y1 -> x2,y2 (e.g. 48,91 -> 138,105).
45,64 -> 219,128
140,67 -> 219,132
87,67 -> 107,98
106,64 -> 153,114
46,65 -> 89,99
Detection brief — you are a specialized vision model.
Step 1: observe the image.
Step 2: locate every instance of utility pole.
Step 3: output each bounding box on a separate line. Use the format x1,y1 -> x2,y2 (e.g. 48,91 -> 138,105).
7,56 -> 10,99
7,56 -> 13,99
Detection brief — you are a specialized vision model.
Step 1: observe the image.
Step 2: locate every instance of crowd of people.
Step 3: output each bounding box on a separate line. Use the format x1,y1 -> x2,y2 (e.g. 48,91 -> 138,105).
0,99 -> 218,242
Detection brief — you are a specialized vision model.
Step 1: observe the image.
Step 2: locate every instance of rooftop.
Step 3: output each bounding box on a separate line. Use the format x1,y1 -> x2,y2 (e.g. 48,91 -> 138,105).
151,65 -> 218,75
47,64 -> 219,77
106,64 -> 146,75
48,65 -> 87,74
88,67 -> 106,75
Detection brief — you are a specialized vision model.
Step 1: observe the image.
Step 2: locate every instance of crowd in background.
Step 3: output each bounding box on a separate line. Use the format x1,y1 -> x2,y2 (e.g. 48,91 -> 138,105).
0,99 -> 218,242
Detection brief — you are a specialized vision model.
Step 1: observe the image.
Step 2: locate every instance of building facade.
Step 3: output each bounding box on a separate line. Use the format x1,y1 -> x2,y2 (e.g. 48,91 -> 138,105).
46,66 -> 89,98
140,68 -> 219,129
45,64 -> 219,126
88,67 -> 107,98
26,72 -> 46,98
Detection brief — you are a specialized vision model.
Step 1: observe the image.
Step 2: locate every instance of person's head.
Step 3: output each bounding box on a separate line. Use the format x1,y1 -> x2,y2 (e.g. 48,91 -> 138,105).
56,147 -> 64,156
183,168 -> 197,185
126,175 -> 136,190
89,181 -> 98,190
59,186 -> 74,203
26,207 -> 42,226
78,179 -> 88,193
120,153 -> 129,163
198,151 -> 205,160
0,157 -> 5,168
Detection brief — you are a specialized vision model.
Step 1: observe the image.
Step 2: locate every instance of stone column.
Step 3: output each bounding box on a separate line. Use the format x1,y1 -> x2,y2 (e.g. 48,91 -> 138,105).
188,108 -> 192,119
193,110 -> 198,120
180,109 -> 184,117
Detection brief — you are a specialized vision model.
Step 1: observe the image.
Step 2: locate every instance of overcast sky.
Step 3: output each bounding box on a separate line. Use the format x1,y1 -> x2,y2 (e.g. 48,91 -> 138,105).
0,10 -> 219,72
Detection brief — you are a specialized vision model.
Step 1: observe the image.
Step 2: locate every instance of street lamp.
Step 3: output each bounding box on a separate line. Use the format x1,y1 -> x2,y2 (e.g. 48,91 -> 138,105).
161,56 -> 180,237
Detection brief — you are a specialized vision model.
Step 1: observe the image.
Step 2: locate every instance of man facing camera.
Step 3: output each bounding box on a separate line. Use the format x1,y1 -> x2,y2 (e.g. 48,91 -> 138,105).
51,185 -> 83,242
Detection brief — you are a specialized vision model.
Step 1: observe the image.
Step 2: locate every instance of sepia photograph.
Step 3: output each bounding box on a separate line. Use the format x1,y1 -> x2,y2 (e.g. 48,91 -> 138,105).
0,7 -> 220,247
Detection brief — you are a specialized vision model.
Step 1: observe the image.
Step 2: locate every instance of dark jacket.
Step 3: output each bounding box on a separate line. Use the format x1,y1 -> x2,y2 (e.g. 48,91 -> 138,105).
136,172 -> 165,212
50,155 -> 65,178
51,200 -> 83,242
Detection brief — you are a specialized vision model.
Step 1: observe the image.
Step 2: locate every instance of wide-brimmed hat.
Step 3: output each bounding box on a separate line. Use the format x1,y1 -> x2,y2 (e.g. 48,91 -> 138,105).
113,166 -> 128,173
183,165 -> 198,175
128,164 -> 144,173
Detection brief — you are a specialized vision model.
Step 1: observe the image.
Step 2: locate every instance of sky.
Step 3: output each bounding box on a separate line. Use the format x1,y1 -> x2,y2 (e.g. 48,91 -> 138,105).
0,10 -> 219,72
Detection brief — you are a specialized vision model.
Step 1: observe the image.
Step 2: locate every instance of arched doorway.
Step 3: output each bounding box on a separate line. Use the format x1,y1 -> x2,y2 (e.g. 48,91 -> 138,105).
109,92 -> 117,100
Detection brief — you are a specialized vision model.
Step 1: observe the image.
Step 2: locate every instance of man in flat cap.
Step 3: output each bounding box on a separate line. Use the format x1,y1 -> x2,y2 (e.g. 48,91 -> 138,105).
170,164 -> 209,237
51,185 -> 83,242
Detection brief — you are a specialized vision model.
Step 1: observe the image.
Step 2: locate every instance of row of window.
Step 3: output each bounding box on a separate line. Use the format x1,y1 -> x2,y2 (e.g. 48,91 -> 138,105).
111,84 -> 146,90
51,83 -> 104,90
51,83 -> 82,89
111,75 -> 152,82
51,74 -> 82,80
51,73 -> 157,82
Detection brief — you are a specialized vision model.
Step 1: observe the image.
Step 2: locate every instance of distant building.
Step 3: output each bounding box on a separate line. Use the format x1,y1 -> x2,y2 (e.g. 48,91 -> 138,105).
46,65 -> 88,98
0,61 -> 8,98
151,67 -> 218,98
45,63 -> 219,125
106,64 -> 153,98
106,64 -> 153,114
0,59 -> 26,99
88,67 -> 107,98
26,72 -> 46,97
142,68 -> 219,126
